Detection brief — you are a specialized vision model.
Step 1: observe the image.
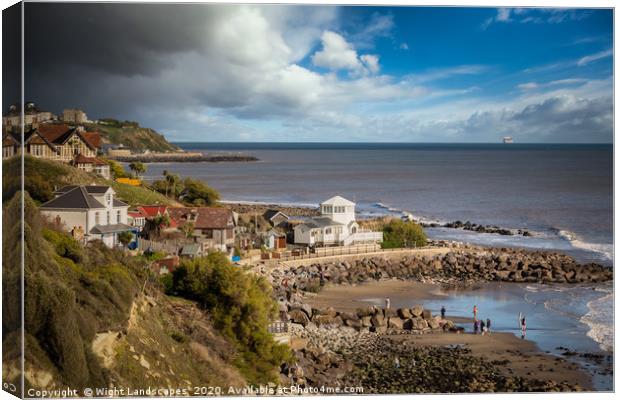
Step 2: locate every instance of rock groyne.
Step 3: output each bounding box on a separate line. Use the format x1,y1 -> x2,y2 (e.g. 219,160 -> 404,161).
271,248 -> 612,295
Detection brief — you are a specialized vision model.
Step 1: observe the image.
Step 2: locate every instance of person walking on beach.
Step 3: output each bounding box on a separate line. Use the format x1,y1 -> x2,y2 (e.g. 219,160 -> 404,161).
520,317 -> 527,339
441,306 -> 446,319
385,297 -> 391,310
473,305 -> 478,320
473,319 -> 479,334
480,319 -> 486,335
486,318 -> 491,335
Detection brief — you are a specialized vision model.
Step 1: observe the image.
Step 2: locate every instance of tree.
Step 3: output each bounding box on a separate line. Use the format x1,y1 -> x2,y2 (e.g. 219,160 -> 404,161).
381,219 -> 427,249
180,177 -> 220,206
106,159 -> 127,179
180,222 -> 195,239
117,231 -> 134,248
168,253 -> 291,383
128,161 -> 147,178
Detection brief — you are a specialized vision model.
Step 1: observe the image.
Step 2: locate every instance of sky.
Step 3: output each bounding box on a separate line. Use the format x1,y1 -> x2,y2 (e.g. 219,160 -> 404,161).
13,3 -> 614,143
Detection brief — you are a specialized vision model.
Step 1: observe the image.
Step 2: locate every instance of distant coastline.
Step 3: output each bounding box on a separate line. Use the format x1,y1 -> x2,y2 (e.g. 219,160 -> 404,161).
109,152 -> 258,163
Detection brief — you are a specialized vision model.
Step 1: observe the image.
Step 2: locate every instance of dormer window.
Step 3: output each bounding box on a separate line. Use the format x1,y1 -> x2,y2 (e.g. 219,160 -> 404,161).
106,193 -> 112,205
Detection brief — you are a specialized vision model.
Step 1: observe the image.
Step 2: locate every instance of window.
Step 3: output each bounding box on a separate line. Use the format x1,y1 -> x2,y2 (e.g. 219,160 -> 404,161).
107,211 -> 110,224
94,212 -> 100,225
106,194 -> 112,205
116,210 -> 121,222
325,228 -> 332,235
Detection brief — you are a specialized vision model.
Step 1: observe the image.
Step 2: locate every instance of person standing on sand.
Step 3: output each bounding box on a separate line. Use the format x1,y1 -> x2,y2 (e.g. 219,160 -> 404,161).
473,320 -> 479,334
441,306 -> 446,319
385,297 -> 391,310
473,305 -> 478,320
486,318 -> 491,335
521,317 -> 527,339
480,319 -> 486,335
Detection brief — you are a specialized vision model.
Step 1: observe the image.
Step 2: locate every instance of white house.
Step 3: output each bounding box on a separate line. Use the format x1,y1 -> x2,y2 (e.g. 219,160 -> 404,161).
40,185 -> 133,248
294,196 -> 383,246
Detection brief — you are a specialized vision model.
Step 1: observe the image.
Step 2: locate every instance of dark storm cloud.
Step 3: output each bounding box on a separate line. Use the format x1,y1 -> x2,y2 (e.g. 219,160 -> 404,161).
25,3 -> 210,77
3,3 -> 22,107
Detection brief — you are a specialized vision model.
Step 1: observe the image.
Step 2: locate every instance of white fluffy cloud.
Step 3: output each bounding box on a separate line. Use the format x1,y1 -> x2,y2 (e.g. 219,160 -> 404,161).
311,31 -> 381,75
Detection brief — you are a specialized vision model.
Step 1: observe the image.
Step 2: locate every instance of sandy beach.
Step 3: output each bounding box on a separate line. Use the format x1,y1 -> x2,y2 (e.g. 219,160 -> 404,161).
304,279 -> 612,391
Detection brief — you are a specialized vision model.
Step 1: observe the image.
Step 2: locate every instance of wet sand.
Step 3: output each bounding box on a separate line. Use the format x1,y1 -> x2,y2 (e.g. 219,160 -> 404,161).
306,280 -> 604,390
305,280 -> 468,312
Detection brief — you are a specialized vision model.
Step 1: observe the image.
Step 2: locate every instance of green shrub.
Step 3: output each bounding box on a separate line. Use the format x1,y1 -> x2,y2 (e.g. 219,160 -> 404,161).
381,219 -> 427,249
169,253 -> 291,383
42,228 -> 84,263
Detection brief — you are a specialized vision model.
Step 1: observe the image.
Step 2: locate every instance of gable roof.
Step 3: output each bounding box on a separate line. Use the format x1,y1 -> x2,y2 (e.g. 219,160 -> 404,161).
55,185 -> 111,195
263,209 -> 289,221
73,154 -> 108,166
30,124 -> 100,151
321,195 -> 355,206
136,205 -> 168,218
41,186 -> 105,209
168,207 -> 235,229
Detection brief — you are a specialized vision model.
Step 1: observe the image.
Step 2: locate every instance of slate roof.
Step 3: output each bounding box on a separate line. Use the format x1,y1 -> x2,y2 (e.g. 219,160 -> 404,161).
41,186 -> 105,209
55,185 -> 111,195
263,209 -> 289,221
180,244 -> 200,256
168,207 -> 235,230
113,199 -> 129,207
89,223 -> 133,234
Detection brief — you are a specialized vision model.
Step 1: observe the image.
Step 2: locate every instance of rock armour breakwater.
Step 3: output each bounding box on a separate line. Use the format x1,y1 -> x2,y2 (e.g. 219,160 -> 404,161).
271,248 -> 612,293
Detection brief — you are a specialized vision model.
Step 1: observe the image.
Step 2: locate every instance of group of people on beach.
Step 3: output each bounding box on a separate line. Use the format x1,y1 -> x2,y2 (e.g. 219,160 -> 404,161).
471,305 -> 492,335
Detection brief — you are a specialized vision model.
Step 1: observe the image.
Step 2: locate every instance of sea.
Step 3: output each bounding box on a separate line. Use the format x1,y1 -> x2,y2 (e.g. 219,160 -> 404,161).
141,142 -> 614,357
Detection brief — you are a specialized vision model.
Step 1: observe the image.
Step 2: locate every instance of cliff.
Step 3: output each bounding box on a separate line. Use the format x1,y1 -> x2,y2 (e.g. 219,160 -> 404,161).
2,193 -> 246,394
84,119 -> 179,152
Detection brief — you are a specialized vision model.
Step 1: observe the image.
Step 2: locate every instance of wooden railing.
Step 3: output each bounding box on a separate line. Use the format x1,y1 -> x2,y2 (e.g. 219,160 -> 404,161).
267,321 -> 289,334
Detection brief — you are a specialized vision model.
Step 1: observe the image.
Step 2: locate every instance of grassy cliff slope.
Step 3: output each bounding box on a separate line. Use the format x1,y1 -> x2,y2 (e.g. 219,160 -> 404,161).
84,120 -> 179,152
3,156 -> 177,206
2,193 -> 246,393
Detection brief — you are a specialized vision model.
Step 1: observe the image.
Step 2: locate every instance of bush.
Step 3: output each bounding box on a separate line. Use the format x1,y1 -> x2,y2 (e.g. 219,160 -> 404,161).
381,219 -> 427,249
42,228 -> 84,263
168,252 -> 291,383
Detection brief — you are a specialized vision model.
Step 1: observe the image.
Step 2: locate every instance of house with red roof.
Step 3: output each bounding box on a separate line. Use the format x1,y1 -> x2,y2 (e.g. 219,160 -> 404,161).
72,154 -> 111,179
2,123 -> 103,162
168,207 -> 237,254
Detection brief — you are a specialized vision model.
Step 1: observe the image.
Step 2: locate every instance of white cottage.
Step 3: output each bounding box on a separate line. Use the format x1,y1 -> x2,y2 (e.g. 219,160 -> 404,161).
40,185 -> 132,248
294,196 -> 382,246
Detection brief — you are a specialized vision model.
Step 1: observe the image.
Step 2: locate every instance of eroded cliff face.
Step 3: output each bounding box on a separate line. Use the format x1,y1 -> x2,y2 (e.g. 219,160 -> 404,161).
2,193 -> 246,395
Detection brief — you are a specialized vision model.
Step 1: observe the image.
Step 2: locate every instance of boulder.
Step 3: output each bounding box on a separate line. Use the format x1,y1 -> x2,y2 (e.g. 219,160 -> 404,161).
412,317 -> 429,330
290,303 -> 313,319
388,318 -> 404,330
370,314 -> 386,327
427,318 -> 440,330
344,319 -> 362,330
318,307 -> 338,318
289,309 -> 310,326
411,305 -> 424,318
422,310 -> 433,320
356,306 -> 375,318
397,308 -> 412,319
361,316 -> 372,328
